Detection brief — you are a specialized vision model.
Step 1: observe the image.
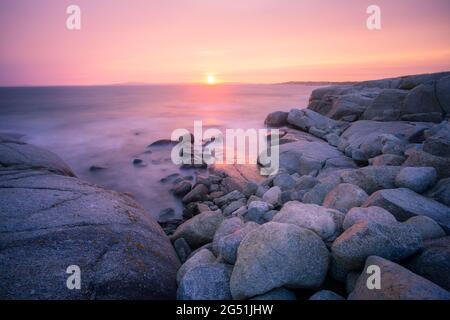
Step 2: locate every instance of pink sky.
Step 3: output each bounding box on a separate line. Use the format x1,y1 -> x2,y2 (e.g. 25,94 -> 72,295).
0,0 -> 449,86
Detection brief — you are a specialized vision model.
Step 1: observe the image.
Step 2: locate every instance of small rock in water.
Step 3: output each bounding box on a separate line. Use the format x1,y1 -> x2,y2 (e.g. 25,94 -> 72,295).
89,165 -> 107,172
173,181 -> 192,197
173,238 -> 192,263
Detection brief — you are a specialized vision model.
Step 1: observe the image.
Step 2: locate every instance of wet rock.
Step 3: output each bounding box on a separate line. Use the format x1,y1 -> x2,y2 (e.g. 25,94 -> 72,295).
173,238 -> 192,263
363,188 -> 450,233
265,111 -> 289,127
349,256 -> 450,300
182,184 -> 208,204
230,222 -> 329,300
323,183 -> 368,213
172,181 -> 192,197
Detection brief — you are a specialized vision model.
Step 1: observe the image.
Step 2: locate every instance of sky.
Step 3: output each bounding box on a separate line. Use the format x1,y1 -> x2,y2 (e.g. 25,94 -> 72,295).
0,0 -> 449,86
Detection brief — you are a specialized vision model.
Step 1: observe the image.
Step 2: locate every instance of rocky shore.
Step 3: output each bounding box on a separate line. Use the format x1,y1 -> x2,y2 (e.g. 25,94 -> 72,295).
1,71 -> 449,300
169,71 -> 450,300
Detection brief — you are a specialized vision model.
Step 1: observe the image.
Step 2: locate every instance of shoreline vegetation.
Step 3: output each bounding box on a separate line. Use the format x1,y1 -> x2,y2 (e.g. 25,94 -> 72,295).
1,71 -> 450,300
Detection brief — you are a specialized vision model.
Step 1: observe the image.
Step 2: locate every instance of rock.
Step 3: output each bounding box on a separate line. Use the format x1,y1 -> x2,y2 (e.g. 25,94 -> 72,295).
322,183 -> 369,213
395,167 -> 437,193
263,210 -> 278,223
182,184 -> 208,204
212,217 -> 244,255
340,166 -> 402,195
423,122 -> 450,157
369,154 -> 405,166
251,288 -> 297,300
363,188 -> 450,233
309,290 -> 345,300
303,174 -> 342,205
398,71 -> 450,90
89,165 -> 107,172
262,186 -> 282,206
273,201 -> 345,241
171,211 -> 225,249
0,143 -> 180,299
331,221 -> 422,273
273,173 -> 296,191
407,237 -> 450,291
349,256 -> 450,300
287,109 -> 348,138
401,84 -> 443,122
427,178 -> 450,206
244,201 -> 271,224
326,92 -> 375,121
176,249 -> 216,285
159,208 -> 176,222
362,89 -> 408,121
338,120 -> 431,161
177,263 -> 233,300
346,272 -> 360,294
217,222 -> 259,264
223,199 -> 247,216
242,181 -> 258,197
403,149 -> 450,178
214,190 -> 245,207
264,111 -> 289,127
230,222 -> 329,300
133,158 -> 144,165
436,76 -> 450,114
173,238 -> 192,263
293,175 -> 319,191
278,136 -> 356,176
172,181 -> 192,197
404,216 -> 446,240
325,133 -> 340,147
343,206 -> 397,230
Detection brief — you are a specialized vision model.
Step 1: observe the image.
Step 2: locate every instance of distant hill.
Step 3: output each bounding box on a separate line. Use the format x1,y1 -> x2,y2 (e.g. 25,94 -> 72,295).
276,81 -> 357,86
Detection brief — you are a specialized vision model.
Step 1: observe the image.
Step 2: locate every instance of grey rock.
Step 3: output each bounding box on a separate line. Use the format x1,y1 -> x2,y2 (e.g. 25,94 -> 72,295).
303,174 -> 342,205
223,199 -> 247,216
362,89 -> 407,121
427,178 -> 450,206
273,173 -> 296,191
174,238 -> 192,263
182,184 -> 208,204
177,263 -> 233,300
273,201 -> 345,241
395,167 -> 437,193
230,222 -> 329,300
293,175 -> 319,191
212,217 -> 244,255
173,180 -> 192,197
242,181 -> 258,197
262,186 -> 282,206
401,84 -> 443,122
407,237 -> 450,291
423,122 -> 450,157
370,154 -> 405,166
340,166 -> 402,195
349,256 -> 450,300
244,201 -> 271,224
176,249 -> 216,285
346,272 -> 360,294
343,206 -> 397,230
214,190 -> 245,207
404,216 -> 446,240
217,222 -> 259,264
403,149 -> 450,178
309,290 -> 345,300
171,211 -> 225,249
263,210 -> 278,223
323,183 -> 369,213
363,188 -> 450,233
287,109 -> 348,138
331,221 -> 422,273
251,288 -> 297,300
264,111 -> 289,127
436,75 -> 450,114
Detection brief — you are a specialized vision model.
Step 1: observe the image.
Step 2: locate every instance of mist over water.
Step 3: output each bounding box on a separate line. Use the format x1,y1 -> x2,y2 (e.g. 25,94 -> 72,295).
0,84 -> 315,220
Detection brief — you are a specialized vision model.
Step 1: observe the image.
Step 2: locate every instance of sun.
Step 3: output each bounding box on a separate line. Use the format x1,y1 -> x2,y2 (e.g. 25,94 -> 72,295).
206,73 -> 217,85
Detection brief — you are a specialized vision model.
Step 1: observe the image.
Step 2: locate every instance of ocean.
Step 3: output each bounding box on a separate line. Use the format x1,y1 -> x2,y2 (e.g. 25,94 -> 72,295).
0,84 -> 317,221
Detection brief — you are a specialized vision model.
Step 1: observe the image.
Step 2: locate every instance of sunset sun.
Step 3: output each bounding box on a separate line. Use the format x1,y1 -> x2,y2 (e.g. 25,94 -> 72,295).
206,74 -> 217,85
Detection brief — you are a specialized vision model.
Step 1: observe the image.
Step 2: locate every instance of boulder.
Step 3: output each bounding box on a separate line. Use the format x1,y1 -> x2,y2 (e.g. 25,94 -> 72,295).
407,237 -> 450,291
309,290 -> 345,300
212,217 -> 244,255
398,71 -> 450,90
262,186 -> 282,206
216,222 -> 259,264
401,84 -> 444,122
223,199 -> 247,216
349,256 -> 450,300
173,238 -> 192,263
242,181 -> 258,197
436,75 -> 450,114
176,249 -> 216,285
340,166 -> 402,195
230,222 -> 329,300
322,183 -> 369,213
343,206 -> 397,230
177,263 -> 233,300
362,89 -> 408,121
264,111 -> 289,127
182,184 -> 208,204
363,188 -> 450,233
244,201 -> 271,224
303,174 -> 342,205
404,216 -> 446,241
214,190 -> 245,208
422,122 -> 450,157
287,109 -> 348,138
272,173 -> 296,191
0,142 -> 180,299
427,178 -> 450,206
395,167 -> 437,193
273,201 -> 345,241
403,149 -> 450,178
251,288 -> 297,300
172,181 -> 192,197
331,221 -> 422,273
369,154 -> 405,166
171,211 -> 225,249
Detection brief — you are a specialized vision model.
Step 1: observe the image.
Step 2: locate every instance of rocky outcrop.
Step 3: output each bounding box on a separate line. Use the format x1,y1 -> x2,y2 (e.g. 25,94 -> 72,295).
0,138 -> 180,300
